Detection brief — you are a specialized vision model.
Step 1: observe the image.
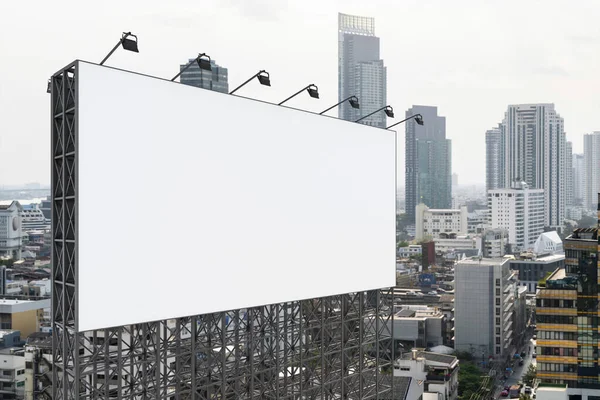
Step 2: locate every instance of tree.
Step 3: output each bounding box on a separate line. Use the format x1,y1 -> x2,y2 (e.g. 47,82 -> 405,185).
397,241 -> 409,249
457,360 -> 483,399
523,364 -> 536,386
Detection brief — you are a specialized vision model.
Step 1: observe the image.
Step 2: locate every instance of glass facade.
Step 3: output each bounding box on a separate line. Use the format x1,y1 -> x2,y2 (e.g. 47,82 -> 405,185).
179,59 -> 228,93
536,224 -> 600,388
338,13 -> 387,128
405,105 -> 452,221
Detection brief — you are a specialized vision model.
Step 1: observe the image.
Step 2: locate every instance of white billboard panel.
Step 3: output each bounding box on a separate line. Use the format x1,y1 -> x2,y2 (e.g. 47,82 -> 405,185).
77,61 -> 395,332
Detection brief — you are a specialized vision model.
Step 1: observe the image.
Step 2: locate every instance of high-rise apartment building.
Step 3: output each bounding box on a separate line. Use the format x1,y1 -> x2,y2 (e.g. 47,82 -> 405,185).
485,125 -> 504,191
179,59 -> 228,93
405,105 -> 452,221
454,258 -> 517,359
573,153 -> 585,206
536,222 -> 599,391
584,132 -> 600,210
338,13 -> 387,128
488,104 -> 566,229
488,181 -> 545,252
566,141 -> 573,208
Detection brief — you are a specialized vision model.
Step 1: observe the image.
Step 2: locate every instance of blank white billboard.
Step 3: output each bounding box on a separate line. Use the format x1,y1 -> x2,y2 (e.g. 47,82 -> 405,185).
76,61 -> 396,332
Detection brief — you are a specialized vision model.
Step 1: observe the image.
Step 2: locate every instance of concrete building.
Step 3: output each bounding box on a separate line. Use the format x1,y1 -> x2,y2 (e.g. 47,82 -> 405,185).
415,204 -> 467,241
398,245 -> 422,259
533,230 -> 563,255
485,125 -> 503,192
0,202 -> 22,260
338,13 -> 387,128
510,253 -> 565,293
405,106 -> 452,221
179,59 -> 228,93
393,350 -> 459,400
467,209 -> 489,234
454,258 -> 516,359
24,332 -> 53,400
487,181 -> 545,252
433,234 -> 481,254
535,225 -> 600,391
391,305 -> 447,348
0,298 -> 50,338
482,228 -> 508,258
573,153 -> 585,206
495,104 -> 567,229
584,132 -> 600,210
0,347 -> 25,398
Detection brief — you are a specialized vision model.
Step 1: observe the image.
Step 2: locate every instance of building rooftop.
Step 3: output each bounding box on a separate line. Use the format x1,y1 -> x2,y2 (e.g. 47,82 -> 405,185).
548,268 -> 566,281
512,254 -> 565,263
456,258 -> 508,266
401,350 -> 458,367
0,298 -> 50,313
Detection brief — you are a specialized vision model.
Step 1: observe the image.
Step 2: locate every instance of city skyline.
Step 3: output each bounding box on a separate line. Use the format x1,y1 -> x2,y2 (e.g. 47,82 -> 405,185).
1,0 -> 600,186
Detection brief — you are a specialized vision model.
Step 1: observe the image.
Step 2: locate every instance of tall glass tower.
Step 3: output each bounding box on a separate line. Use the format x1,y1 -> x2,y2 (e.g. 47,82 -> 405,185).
405,105 -> 452,221
179,59 -> 228,93
338,13 -> 387,128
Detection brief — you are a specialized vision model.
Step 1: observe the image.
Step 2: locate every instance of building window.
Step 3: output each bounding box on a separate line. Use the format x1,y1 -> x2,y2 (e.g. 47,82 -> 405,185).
496,288 -> 500,296
496,346 -> 501,354
496,317 -> 500,325
496,298 -> 500,305
496,308 -> 500,316
496,337 -> 501,344
496,279 -> 500,286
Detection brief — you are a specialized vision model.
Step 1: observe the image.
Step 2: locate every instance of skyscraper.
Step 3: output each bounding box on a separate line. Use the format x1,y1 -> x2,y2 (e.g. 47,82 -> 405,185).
584,132 -> 600,210
573,153 -> 585,206
565,141 -> 573,208
405,105 -> 451,221
495,104 -> 566,229
485,125 -> 504,191
179,59 -> 229,93
338,13 -> 387,128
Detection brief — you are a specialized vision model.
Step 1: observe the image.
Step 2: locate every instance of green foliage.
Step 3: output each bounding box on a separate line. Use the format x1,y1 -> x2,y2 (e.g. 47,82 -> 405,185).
523,364 -> 536,386
0,258 -> 14,267
538,271 -> 553,288
397,241 -> 409,249
455,351 -> 473,361
457,361 -> 484,400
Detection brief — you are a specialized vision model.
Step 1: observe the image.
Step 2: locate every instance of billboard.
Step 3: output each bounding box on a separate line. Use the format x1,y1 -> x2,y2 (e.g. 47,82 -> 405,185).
76,61 -> 396,331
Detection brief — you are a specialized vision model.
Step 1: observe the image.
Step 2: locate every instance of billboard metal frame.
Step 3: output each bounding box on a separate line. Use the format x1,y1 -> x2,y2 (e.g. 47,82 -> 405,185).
52,61 -> 394,399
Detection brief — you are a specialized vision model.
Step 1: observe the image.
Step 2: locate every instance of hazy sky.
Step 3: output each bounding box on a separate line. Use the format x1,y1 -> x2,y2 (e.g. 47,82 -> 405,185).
1,0 -> 599,186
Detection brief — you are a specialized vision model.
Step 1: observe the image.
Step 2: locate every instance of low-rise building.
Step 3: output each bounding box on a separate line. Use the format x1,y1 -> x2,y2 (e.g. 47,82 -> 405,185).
415,204 -> 468,241
510,253 -> 565,293
398,245 -> 422,259
0,347 -> 25,398
0,298 -> 51,337
434,234 -> 481,253
24,332 -> 52,400
391,305 -> 447,348
393,350 -> 459,400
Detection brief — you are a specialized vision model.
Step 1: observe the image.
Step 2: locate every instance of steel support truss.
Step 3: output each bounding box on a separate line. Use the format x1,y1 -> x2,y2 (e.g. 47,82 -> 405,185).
52,62 -> 394,399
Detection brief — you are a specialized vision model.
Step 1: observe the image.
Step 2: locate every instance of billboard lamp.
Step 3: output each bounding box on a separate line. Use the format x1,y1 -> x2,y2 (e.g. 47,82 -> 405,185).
171,53 -> 212,82
319,96 -> 359,115
230,70 -> 271,95
100,32 -> 139,65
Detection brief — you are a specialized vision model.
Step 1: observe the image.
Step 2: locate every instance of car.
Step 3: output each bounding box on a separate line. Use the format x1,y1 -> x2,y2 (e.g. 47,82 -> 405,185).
524,386 -> 532,394
532,352 -> 537,358
500,390 -> 509,397
532,334 -> 537,340
519,360 -> 524,366
520,352 -> 526,358
428,291 -> 438,295
504,386 -> 510,391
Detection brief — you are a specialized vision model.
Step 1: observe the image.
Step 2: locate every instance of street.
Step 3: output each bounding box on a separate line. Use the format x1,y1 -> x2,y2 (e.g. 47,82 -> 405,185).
493,337 -> 537,399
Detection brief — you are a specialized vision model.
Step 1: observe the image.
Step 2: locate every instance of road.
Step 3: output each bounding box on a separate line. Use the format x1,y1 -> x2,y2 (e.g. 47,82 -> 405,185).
493,338 -> 537,398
